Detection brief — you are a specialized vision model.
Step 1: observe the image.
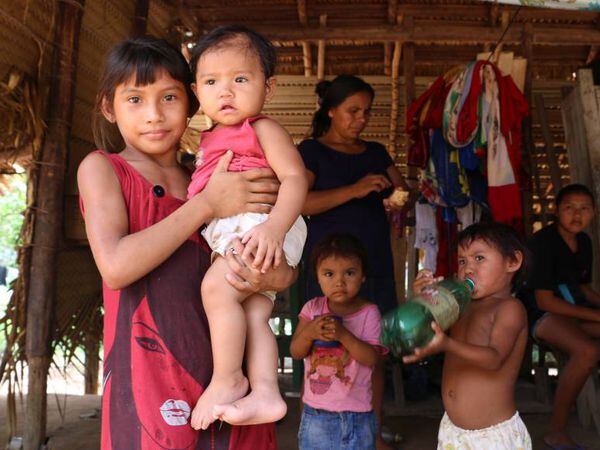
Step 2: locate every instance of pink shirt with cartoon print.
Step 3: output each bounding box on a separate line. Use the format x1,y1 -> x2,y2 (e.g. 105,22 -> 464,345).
299,296 -> 387,413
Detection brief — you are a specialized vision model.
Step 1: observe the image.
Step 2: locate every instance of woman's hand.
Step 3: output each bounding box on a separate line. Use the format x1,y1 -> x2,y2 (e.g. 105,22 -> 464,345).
202,151 -> 279,219
223,238 -> 296,293
402,321 -> 447,364
412,269 -> 443,295
352,173 -> 391,199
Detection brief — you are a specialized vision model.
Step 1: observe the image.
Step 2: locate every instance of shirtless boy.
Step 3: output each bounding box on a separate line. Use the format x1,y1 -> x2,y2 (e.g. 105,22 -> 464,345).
405,222 -> 532,449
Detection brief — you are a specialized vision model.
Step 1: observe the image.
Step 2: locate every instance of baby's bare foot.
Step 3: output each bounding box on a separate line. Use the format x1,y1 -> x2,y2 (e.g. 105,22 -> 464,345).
213,386 -> 287,426
190,374 -> 248,430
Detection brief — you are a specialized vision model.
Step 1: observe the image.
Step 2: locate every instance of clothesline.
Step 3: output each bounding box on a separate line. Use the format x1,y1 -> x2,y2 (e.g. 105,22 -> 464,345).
480,0 -> 600,11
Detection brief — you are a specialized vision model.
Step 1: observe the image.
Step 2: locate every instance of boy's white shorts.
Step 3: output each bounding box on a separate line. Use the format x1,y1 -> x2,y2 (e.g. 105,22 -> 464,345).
437,411 -> 531,450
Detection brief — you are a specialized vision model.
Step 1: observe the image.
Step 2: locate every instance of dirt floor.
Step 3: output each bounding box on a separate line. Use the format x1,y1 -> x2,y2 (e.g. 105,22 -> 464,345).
2,385 -> 599,449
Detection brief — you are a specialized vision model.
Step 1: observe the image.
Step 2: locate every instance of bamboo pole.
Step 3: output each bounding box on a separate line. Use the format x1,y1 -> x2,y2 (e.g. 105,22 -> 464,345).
317,14 -> 327,80
387,42 -> 402,156
302,42 -> 313,77
297,0 -> 307,26
534,93 -> 564,194
296,0 -> 311,76
383,0 -> 398,77
24,0 -> 85,448
521,23 -> 537,235
384,43 -> 392,76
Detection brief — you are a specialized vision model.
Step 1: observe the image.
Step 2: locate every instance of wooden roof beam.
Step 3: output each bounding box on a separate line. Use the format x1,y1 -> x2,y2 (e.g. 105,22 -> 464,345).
395,3 -> 598,22
259,23 -> 600,46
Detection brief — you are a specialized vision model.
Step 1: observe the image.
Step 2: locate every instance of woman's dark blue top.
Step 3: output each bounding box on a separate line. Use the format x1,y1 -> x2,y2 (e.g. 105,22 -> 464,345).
299,138 -> 396,312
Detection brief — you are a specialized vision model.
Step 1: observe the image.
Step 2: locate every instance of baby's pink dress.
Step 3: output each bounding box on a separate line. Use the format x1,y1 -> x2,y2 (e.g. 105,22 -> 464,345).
187,116 -> 270,197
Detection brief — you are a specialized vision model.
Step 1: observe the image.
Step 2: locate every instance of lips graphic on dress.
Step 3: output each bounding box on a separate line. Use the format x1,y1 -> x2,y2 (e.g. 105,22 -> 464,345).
159,399 -> 191,426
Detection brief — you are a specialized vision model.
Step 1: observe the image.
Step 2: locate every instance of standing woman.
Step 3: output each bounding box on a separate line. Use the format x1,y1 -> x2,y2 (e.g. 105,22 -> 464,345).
299,75 -> 412,314
298,75 -> 413,449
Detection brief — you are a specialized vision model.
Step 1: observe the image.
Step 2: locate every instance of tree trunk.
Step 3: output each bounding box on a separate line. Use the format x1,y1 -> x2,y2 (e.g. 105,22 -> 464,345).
24,1 -> 85,448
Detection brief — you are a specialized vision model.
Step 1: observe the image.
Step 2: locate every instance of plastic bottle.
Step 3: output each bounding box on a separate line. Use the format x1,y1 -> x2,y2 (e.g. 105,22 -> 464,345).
381,277 -> 475,356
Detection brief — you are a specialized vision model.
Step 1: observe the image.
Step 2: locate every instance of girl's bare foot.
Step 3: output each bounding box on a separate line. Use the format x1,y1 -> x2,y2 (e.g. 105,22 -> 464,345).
190,374 -> 248,430
212,386 -> 287,426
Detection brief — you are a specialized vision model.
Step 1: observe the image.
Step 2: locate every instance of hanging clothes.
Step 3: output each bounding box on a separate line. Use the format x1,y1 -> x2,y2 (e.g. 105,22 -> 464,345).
415,202 -> 438,273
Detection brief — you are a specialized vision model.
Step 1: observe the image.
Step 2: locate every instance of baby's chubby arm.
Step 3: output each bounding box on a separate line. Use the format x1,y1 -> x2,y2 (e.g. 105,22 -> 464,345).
241,118 -> 308,272
403,299 -> 527,371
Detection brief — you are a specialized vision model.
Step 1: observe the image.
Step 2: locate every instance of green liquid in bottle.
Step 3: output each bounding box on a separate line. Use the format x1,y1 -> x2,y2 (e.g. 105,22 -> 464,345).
381,278 -> 474,357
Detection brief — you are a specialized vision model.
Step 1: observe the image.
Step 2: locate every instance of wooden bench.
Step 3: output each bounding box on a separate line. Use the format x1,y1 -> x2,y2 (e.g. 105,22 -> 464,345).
534,343 -> 600,436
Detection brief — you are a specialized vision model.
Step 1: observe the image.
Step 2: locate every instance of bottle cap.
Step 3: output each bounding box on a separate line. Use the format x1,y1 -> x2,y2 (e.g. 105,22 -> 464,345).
464,278 -> 475,292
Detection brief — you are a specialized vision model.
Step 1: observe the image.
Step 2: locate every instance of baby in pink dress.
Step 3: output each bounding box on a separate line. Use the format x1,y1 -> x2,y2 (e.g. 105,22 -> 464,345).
187,26 -> 307,430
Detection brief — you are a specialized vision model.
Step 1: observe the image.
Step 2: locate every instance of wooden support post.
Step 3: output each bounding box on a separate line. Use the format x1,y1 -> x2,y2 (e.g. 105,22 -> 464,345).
297,0 -> 307,26
384,0 -> 398,76
317,14 -> 327,80
131,0 -> 150,37
403,23 -> 415,106
24,1 -> 85,448
384,43 -> 392,76
521,23 -> 536,235
387,41 -> 402,156
577,69 -> 600,290
296,0 -> 312,77
534,93 -> 563,195
84,337 -> 100,395
302,42 -> 312,77
403,16 -> 418,295
492,11 -> 510,61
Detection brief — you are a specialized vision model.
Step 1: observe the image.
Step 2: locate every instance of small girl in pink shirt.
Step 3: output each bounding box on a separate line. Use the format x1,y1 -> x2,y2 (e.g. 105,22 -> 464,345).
291,234 -> 388,450
188,25 -> 308,430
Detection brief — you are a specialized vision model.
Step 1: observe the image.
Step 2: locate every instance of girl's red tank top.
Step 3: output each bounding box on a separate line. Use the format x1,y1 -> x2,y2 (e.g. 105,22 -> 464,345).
82,151 -> 276,450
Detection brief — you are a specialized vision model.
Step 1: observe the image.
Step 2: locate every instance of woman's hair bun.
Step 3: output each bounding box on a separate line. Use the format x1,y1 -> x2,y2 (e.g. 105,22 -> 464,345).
315,80 -> 332,100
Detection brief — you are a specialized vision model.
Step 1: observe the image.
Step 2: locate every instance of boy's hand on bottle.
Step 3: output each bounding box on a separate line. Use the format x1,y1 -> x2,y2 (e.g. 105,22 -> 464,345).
412,269 -> 443,295
402,321 -> 447,364
241,221 -> 284,273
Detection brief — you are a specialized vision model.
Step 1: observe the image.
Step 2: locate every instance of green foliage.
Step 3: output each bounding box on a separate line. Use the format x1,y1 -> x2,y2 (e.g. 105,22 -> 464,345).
0,175 -> 26,268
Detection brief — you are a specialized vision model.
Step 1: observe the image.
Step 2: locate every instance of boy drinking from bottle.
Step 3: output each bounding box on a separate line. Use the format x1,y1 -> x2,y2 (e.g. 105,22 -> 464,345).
406,222 -> 531,449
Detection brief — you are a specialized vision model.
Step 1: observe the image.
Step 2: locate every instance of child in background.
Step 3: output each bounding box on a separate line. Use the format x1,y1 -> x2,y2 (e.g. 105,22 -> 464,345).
187,25 -> 308,430
520,183 -> 600,449
290,234 -> 386,450
405,222 -> 532,449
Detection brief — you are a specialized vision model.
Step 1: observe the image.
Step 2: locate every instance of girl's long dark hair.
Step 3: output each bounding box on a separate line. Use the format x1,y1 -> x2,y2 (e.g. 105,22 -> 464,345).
93,36 -> 198,152
310,75 -> 374,139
